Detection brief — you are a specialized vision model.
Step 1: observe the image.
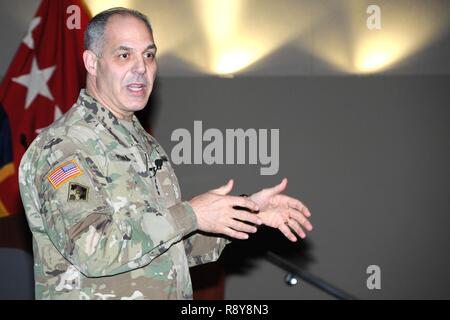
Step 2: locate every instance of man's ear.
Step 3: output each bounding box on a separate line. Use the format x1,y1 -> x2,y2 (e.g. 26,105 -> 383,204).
83,50 -> 98,76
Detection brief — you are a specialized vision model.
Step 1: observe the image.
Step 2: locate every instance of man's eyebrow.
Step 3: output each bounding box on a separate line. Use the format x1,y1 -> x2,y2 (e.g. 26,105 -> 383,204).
114,45 -> 132,52
145,44 -> 157,51
114,44 -> 157,52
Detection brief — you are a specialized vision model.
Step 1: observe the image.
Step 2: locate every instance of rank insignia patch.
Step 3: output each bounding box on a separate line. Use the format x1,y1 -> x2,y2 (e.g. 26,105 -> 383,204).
47,160 -> 82,189
68,183 -> 89,201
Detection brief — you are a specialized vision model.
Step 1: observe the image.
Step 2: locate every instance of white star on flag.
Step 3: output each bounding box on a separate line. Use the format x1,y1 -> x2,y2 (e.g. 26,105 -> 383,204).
23,17 -> 41,49
12,58 -> 55,109
35,105 -> 63,134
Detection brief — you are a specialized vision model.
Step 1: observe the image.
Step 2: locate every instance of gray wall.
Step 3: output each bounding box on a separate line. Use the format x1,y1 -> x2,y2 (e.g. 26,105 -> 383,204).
151,76 -> 450,299
1,0 -> 449,299
0,0 -> 40,77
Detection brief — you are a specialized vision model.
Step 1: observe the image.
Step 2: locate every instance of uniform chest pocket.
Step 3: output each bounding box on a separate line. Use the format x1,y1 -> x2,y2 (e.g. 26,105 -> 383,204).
106,152 -> 157,206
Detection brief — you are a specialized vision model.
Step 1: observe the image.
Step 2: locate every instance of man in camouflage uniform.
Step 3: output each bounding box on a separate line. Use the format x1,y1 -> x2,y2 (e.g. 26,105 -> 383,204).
19,8 -> 313,300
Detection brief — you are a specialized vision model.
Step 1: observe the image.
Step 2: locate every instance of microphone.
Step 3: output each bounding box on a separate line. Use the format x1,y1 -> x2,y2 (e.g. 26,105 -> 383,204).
149,156 -> 168,177
155,158 -> 163,170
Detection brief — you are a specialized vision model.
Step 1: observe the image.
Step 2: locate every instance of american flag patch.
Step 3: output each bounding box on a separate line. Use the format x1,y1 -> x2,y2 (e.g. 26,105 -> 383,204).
47,160 -> 82,189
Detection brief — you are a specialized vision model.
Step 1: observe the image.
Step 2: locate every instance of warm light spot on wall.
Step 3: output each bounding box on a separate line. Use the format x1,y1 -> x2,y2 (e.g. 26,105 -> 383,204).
215,50 -> 253,75
355,38 -> 402,73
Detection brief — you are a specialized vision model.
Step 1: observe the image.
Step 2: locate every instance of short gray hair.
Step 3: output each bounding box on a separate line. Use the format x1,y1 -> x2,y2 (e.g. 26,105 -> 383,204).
84,7 -> 153,56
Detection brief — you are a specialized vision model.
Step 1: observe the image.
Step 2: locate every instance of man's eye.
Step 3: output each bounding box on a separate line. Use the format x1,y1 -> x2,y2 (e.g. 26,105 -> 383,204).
119,53 -> 129,59
145,52 -> 155,59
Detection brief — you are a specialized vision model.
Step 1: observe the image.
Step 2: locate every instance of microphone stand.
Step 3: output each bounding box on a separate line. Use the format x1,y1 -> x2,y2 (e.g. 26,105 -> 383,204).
265,251 -> 357,300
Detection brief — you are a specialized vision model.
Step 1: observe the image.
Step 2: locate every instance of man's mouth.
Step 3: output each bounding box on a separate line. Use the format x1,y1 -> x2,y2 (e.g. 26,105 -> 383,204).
126,83 -> 147,96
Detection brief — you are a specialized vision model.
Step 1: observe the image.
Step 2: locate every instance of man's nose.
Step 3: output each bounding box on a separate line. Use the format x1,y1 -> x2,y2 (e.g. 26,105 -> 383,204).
132,57 -> 146,75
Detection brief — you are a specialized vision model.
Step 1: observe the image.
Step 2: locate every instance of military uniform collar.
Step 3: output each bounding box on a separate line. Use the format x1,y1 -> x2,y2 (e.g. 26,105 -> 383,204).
76,89 -> 147,148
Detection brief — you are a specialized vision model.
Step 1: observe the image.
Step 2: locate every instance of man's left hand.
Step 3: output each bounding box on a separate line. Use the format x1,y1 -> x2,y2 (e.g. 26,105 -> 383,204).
250,178 -> 313,242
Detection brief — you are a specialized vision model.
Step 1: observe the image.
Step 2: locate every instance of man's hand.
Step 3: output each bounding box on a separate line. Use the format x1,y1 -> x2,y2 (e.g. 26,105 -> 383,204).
250,178 -> 313,242
189,180 -> 262,240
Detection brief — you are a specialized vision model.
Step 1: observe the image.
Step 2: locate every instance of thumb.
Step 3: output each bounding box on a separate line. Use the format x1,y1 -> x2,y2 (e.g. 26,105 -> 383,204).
211,179 -> 234,195
267,177 -> 288,196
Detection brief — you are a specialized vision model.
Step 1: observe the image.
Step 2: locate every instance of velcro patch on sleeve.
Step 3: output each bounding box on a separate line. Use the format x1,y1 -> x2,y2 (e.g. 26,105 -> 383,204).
47,160 -> 83,190
67,183 -> 89,201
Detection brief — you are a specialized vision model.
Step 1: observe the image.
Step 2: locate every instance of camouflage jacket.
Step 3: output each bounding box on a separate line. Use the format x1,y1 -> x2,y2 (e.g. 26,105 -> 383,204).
19,89 -> 228,300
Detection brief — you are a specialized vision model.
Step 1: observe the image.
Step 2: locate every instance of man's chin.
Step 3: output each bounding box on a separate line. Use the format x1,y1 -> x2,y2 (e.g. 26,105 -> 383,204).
124,95 -> 151,111
128,103 -> 148,112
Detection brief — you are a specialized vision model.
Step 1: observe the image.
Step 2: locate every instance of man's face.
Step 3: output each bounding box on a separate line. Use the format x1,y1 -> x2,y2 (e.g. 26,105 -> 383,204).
94,15 -> 157,118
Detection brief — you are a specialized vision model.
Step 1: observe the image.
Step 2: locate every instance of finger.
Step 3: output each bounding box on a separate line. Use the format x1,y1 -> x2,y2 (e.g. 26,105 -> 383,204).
229,196 -> 260,212
233,210 -> 262,226
229,219 -> 258,233
287,197 -> 311,217
302,206 -> 312,218
278,223 -> 297,242
288,208 -> 313,231
211,179 -> 234,195
287,219 -> 306,239
223,227 -> 250,240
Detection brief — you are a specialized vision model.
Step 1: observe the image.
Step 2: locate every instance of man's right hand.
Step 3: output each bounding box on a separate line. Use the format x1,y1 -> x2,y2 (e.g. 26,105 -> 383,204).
189,179 -> 262,240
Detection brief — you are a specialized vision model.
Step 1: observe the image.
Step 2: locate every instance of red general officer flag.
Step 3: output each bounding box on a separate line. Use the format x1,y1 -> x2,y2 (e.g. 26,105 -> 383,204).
0,0 -> 91,216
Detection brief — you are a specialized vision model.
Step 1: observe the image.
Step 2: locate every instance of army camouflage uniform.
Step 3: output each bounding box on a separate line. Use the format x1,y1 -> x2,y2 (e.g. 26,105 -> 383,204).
19,89 -> 229,300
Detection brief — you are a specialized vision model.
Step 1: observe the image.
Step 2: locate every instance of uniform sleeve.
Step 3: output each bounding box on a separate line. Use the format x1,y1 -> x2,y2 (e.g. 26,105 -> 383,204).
39,151 -> 197,278
182,203 -> 231,267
